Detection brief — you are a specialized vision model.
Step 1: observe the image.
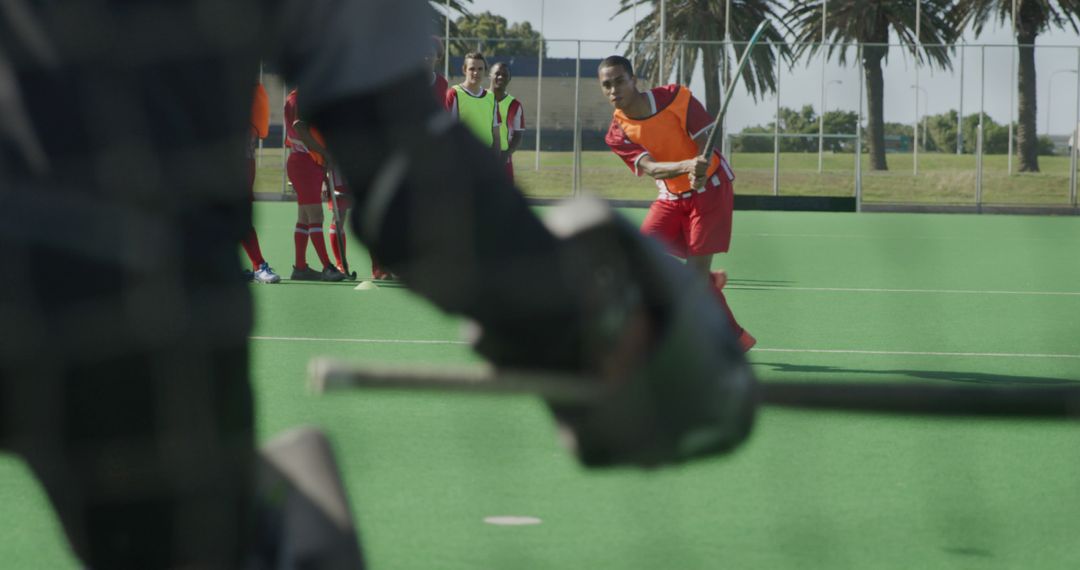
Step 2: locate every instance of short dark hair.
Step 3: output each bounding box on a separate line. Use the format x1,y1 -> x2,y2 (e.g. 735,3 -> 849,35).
491,61 -> 511,77
463,52 -> 486,65
599,55 -> 633,77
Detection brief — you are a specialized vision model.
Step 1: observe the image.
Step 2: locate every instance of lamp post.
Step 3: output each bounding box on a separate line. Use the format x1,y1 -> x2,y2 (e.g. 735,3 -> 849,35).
1046,69 -> 1078,136
911,84 -> 928,170
816,0 -> 828,173
911,85 -> 928,151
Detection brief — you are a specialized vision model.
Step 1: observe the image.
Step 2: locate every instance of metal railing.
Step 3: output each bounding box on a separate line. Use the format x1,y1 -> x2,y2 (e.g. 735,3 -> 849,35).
255,38 -> 1080,212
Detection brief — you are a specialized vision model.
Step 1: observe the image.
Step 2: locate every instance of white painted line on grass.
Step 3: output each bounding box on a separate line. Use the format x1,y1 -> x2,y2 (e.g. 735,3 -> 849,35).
251,335 -> 467,345
729,285 -> 1080,297
753,348 -> 1080,360
484,516 -> 542,526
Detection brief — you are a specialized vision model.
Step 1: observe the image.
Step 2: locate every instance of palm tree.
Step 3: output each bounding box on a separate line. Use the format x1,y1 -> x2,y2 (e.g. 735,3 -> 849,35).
786,0 -> 957,171
429,0 -> 473,58
614,0 -> 792,120
951,1 -> 1080,173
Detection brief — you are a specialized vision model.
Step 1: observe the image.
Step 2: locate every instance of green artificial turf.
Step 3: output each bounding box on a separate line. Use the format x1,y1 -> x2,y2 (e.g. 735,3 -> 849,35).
2,203 -> 1078,569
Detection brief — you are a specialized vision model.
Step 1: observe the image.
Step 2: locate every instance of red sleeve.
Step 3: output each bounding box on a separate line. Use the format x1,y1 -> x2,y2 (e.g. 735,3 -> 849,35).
685,91 -> 715,139
510,99 -> 525,131
444,88 -> 457,115
605,119 -> 648,176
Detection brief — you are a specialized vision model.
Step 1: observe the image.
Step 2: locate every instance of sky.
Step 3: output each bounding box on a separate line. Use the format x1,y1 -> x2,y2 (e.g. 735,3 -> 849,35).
446,0 -> 1080,137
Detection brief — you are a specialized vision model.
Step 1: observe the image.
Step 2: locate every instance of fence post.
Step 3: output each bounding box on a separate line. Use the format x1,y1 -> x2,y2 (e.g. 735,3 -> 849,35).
535,38 -> 543,171
773,42 -> 781,197
573,41 -> 581,197
856,43 -> 863,211
958,42 -> 964,155
976,45 -> 985,211
1071,47 -> 1080,207
281,81 -> 289,198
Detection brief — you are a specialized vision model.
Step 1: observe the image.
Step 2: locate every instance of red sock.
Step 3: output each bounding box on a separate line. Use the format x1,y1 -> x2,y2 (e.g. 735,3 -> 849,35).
329,223 -> 346,269
241,228 -> 265,269
711,274 -> 745,337
308,223 -> 332,268
294,223 -> 309,268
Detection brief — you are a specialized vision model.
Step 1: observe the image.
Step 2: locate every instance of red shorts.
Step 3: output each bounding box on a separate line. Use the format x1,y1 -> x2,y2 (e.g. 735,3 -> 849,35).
503,154 -> 514,181
640,174 -> 734,259
287,151 -> 325,205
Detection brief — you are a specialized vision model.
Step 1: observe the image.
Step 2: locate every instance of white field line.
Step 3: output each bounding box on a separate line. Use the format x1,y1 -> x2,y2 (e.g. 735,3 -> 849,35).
752,348 -> 1080,360
250,336 -> 1080,360
728,285 -> 1080,297
250,335 -> 467,345
739,232 -> 1080,243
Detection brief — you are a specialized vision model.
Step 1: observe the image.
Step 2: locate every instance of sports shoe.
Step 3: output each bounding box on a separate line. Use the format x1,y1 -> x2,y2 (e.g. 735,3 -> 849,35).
291,265 -> 322,281
320,265 -> 346,282
242,269 -> 254,282
737,330 -> 757,352
254,262 -> 281,284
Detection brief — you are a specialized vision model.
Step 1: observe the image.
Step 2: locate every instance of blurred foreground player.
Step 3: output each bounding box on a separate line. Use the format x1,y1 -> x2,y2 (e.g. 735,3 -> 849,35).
598,55 -> 755,352
1,1 -> 756,567
428,35 -> 449,104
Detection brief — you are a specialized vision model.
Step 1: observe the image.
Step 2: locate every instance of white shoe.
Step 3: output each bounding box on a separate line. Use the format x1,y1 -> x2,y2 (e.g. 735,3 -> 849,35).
254,262 -> 281,284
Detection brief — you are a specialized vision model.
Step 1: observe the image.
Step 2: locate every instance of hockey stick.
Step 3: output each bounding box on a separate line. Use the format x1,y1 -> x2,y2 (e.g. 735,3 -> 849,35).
701,21 -> 771,159
308,357 -> 1080,418
324,167 -> 356,280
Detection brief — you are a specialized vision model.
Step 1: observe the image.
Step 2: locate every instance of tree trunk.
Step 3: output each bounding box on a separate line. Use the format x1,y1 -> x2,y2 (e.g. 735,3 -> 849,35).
863,46 -> 888,171
1016,29 -> 1040,172
702,43 -> 721,118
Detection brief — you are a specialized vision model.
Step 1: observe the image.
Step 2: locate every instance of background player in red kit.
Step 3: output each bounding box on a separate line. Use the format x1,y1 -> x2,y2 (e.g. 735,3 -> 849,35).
241,82 -> 281,283
598,55 -> 755,352
428,36 -> 449,105
285,88 -> 345,282
490,62 -> 525,181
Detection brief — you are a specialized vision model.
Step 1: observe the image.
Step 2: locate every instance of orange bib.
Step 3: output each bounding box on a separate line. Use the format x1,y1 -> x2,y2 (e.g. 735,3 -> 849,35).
614,87 -> 719,194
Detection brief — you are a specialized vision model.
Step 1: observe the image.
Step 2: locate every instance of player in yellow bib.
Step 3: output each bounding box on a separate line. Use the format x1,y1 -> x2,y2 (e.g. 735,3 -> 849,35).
445,52 -> 500,154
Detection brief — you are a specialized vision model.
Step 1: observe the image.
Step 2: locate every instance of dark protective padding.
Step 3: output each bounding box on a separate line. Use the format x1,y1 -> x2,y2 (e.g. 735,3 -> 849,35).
251,427 -> 365,569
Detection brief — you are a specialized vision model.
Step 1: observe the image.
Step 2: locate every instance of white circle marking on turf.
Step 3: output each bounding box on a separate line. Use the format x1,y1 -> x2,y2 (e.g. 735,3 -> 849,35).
483,516 -> 542,526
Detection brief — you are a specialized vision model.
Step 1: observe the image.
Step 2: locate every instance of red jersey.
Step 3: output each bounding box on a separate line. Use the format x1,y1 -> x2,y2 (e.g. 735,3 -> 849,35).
432,72 -> 449,106
284,89 -> 327,166
605,84 -> 734,199
503,98 -> 525,133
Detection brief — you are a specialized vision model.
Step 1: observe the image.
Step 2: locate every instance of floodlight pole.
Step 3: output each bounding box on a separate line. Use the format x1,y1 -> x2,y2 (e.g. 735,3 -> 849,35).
977,45 -> 985,211
535,0 -> 544,171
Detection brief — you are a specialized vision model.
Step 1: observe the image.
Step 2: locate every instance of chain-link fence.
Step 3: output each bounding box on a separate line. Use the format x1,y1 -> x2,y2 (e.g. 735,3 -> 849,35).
255,38 -> 1080,211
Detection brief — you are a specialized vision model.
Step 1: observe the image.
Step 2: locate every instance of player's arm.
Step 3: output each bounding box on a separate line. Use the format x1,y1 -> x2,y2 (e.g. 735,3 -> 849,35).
506,104 -> 524,155
686,96 -> 718,188
636,155 -> 701,181
292,120 -> 331,158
